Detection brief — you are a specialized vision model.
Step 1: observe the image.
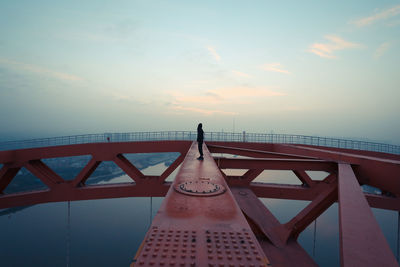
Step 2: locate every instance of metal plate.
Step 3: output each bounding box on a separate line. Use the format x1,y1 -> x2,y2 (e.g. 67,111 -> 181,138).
174,180 -> 226,197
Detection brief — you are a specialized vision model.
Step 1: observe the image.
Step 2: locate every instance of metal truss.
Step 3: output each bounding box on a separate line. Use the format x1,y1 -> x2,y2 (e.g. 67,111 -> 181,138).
0,140 -> 399,266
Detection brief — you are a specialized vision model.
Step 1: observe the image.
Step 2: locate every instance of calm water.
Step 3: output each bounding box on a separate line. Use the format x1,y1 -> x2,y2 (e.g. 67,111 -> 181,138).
0,163 -> 398,266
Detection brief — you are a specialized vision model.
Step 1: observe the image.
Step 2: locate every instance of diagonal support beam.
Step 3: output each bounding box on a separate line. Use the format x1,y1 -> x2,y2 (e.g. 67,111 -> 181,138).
241,169 -> 264,183
338,163 -> 398,266
113,154 -> 144,183
283,179 -> 337,241
159,153 -> 185,182
231,187 -> 317,267
72,158 -> 101,187
0,165 -> 21,193
25,160 -> 65,189
293,170 -> 315,187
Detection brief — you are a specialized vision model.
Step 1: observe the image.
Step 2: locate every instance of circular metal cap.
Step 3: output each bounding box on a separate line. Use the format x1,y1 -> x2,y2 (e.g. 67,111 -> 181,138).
174,180 -> 226,197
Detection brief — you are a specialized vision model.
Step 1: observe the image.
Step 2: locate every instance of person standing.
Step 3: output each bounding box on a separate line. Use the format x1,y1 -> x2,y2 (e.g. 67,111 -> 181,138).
197,123 -> 204,160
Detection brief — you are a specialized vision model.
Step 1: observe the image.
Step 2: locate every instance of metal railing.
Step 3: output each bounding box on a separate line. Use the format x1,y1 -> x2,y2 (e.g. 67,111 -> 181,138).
0,131 -> 399,155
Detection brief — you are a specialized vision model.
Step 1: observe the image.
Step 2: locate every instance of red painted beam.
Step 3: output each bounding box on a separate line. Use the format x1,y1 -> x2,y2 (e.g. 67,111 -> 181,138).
0,165 -> 20,193
231,187 -> 317,267
0,182 -> 171,209
132,143 -> 271,266
0,141 -> 192,166
283,179 -> 337,240
274,144 -> 400,195
292,170 -> 315,187
207,144 -> 316,159
216,157 -> 337,172
338,163 -> 397,266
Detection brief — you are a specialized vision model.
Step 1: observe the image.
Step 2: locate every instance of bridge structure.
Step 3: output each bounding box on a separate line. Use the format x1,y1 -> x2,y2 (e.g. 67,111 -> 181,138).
0,132 -> 399,266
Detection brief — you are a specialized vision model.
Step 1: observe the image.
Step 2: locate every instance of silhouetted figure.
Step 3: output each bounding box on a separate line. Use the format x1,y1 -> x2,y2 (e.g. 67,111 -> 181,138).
197,123 -> 204,160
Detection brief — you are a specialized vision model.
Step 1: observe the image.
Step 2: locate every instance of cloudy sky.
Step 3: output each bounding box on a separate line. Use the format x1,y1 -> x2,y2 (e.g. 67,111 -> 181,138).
0,1 -> 399,143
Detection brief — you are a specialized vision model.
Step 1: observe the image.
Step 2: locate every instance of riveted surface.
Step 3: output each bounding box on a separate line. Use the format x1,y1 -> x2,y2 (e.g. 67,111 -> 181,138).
131,142 -> 271,266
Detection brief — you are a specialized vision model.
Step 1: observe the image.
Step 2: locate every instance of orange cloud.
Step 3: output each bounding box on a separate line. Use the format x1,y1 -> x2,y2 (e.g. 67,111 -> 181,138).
353,5 -> 400,27
0,58 -> 83,82
172,105 -> 237,116
374,42 -> 391,59
232,70 -> 251,78
207,46 -> 221,62
261,63 -> 290,74
308,35 -> 360,58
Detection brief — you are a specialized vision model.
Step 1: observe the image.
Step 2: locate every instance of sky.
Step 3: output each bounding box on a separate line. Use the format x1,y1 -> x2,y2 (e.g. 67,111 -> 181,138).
0,0 -> 399,143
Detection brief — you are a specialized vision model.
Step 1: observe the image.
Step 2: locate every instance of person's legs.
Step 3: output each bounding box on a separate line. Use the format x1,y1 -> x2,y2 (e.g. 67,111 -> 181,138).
198,141 -> 203,159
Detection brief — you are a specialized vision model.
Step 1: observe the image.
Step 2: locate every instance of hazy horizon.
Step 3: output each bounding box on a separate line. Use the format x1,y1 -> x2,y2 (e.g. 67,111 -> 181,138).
1,1 -> 399,144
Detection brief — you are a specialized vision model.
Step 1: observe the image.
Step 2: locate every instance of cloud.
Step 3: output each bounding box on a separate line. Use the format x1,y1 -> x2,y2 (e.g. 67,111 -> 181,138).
171,105 -> 237,116
232,70 -> 251,78
0,58 -> 83,82
353,5 -> 400,27
166,85 -> 286,115
374,42 -> 391,59
208,87 -> 286,99
261,63 -> 290,74
308,35 -> 361,58
170,86 -> 285,105
207,46 -> 221,62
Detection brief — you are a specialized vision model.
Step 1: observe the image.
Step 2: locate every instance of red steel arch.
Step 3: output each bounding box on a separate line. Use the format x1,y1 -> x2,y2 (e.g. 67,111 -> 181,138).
0,140 -> 399,266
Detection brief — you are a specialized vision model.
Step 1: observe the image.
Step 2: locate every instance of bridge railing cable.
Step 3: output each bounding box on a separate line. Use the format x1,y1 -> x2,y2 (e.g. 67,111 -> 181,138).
0,131 -> 399,155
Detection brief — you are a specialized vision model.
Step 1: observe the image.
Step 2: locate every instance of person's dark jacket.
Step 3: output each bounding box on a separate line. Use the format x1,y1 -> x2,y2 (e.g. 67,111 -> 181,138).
197,127 -> 204,142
